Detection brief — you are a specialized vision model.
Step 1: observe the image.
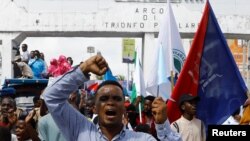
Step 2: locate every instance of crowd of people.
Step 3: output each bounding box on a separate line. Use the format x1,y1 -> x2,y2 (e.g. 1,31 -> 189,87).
1,46 -> 250,141
12,44 -> 73,79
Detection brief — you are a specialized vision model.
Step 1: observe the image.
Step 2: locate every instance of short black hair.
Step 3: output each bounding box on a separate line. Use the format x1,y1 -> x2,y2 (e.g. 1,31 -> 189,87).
34,50 -> 41,58
95,80 -> 123,93
18,111 -> 37,129
67,57 -> 73,65
22,44 -> 28,48
0,97 -> 16,108
18,111 -> 28,120
144,95 -> 155,102
94,80 -> 124,96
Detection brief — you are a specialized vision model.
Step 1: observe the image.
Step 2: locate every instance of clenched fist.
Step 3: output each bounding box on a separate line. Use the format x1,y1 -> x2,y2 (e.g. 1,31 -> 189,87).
152,97 -> 167,124
80,55 -> 108,76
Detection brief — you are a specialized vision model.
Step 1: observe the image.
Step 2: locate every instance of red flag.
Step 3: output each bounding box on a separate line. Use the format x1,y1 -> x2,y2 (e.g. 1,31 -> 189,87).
167,0 -> 247,126
87,82 -> 99,95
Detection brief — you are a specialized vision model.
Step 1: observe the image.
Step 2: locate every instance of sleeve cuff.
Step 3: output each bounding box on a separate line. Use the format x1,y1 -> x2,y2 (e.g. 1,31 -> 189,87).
155,119 -> 171,131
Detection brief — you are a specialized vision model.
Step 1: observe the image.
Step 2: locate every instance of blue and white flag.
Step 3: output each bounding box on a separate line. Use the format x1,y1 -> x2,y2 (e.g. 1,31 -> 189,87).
146,2 -> 186,100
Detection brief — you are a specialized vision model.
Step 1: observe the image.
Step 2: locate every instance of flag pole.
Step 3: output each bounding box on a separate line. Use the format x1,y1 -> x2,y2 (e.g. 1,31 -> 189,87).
157,85 -> 159,97
127,63 -> 130,91
171,70 -> 174,92
139,102 -> 142,123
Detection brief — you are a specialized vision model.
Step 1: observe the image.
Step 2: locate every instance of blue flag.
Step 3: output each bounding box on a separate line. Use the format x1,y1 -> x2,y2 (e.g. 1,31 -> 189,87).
104,68 -> 129,96
167,1 -> 248,130
197,1 -> 248,127
104,68 -> 117,81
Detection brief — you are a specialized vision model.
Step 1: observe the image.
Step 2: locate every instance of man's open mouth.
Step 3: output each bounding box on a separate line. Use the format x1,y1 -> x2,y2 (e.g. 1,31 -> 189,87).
105,109 -> 117,118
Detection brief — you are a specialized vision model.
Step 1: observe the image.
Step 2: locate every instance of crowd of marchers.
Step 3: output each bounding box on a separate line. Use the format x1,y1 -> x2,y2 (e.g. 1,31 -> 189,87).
0,47 -> 250,141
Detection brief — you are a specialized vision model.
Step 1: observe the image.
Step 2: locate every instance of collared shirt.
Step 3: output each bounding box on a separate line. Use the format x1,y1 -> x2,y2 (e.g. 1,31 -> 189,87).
170,116 -> 206,141
44,67 -> 182,141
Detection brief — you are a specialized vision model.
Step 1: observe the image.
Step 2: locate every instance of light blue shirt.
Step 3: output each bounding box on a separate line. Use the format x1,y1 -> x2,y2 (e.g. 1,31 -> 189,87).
29,58 -> 46,79
44,67 -> 182,141
38,113 -> 66,141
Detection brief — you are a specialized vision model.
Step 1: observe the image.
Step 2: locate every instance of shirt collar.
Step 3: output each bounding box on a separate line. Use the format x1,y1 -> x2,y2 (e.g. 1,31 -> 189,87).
96,124 -> 126,141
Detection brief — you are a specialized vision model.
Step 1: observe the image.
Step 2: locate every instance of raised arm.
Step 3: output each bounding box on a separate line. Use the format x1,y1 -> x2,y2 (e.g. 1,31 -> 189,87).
152,97 -> 182,141
44,55 -> 108,141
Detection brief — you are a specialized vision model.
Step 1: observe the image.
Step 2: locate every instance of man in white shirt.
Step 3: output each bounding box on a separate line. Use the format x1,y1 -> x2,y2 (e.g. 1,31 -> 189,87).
171,94 -> 206,141
21,44 -> 30,64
